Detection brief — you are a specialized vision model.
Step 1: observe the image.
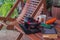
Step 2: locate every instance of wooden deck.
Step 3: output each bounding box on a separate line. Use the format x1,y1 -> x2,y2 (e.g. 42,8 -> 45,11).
22,20 -> 60,40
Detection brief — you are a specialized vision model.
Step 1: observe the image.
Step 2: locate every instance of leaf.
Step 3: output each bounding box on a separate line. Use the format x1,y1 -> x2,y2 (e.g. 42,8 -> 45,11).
0,0 -> 18,18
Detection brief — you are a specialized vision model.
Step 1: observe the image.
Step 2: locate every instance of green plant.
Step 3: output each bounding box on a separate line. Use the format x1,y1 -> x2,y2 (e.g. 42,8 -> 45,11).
46,0 -> 52,9
0,0 -> 18,18
24,0 -> 26,3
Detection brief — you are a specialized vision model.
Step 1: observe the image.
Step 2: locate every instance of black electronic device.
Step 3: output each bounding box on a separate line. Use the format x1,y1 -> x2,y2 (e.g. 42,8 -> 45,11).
19,17 -> 41,34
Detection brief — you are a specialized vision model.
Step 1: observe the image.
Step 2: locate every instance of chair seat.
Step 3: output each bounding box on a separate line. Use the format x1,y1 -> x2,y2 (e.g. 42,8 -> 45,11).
0,30 -> 20,40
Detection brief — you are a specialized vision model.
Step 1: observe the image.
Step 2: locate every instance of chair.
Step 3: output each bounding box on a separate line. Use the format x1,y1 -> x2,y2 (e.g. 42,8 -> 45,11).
0,0 -> 24,40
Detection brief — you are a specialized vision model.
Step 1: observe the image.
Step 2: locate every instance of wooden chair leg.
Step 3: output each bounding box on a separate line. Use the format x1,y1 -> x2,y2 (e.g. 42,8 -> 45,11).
7,25 -> 14,30
17,33 -> 23,40
0,24 -> 3,30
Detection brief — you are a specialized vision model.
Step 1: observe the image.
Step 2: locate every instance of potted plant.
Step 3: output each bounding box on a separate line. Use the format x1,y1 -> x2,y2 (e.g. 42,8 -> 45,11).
52,0 -> 60,19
